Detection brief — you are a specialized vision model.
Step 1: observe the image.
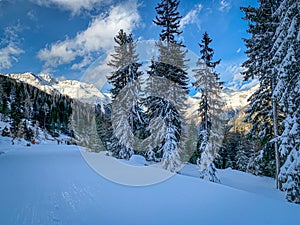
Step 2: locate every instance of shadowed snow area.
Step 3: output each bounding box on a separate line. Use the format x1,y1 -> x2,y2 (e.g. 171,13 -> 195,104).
180,163 -> 286,201
0,142 -> 299,225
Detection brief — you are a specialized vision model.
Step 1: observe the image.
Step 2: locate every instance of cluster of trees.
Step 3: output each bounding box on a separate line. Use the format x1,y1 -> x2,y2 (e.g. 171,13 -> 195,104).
97,0 -> 299,204
98,0 -> 225,180
215,0 -> 299,204
0,74 -> 73,142
241,0 -> 299,204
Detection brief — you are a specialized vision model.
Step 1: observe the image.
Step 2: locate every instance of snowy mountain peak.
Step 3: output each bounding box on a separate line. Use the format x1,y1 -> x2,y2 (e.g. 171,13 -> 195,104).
6,72 -> 60,95
221,83 -> 259,110
186,83 -> 259,121
4,72 -> 108,105
53,80 -> 108,105
38,73 -> 58,84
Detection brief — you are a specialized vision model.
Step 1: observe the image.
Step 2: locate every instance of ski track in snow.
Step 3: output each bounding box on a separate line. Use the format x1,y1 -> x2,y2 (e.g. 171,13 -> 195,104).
0,143 -> 299,225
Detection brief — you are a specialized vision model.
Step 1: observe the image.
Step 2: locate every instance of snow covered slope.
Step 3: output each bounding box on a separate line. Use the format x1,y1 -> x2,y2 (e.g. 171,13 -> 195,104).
5,72 -> 108,105
53,80 -> 107,105
0,142 -> 299,225
7,72 -> 59,95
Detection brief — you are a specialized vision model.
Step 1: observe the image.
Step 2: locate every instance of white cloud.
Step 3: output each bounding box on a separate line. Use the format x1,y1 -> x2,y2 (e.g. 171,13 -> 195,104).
218,0 -> 231,12
30,0 -> 112,15
220,64 -> 258,90
38,0 -> 141,69
236,48 -> 241,53
0,44 -> 24,70
82,55 -> 112,90
180,4 -> 202,30
0,24 -> 24,71
81,39 -> 157,91
225,65 -> 244,78
27,10 -> 37,21
232,70 -> 244,83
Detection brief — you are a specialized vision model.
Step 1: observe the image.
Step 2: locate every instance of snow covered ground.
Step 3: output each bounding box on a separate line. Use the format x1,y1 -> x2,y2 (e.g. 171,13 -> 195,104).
0,140 -> 299,225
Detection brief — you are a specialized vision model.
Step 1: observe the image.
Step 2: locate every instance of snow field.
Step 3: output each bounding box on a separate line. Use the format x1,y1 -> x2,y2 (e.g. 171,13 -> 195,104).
0,141 -> 299,225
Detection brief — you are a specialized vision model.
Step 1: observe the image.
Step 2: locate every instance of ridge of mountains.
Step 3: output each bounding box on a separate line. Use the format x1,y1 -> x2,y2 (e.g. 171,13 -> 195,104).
4,72 -> 109,106
186,83 -> 258,119
3,72 -> 258,118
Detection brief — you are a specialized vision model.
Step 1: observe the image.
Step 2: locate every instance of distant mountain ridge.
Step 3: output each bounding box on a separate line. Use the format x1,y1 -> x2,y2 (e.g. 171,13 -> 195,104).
186,83 -> 259,121
4,72 -> 259,122
4,72 -> 109,105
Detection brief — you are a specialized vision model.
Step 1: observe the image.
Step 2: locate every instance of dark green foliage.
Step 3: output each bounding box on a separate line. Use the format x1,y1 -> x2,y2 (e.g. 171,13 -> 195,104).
215,131 -> 240,169
154,0 -> 182,43
241,0 -> 283,187
95,104 -> 113,151
106,29 -> 144,159
0,74 -> 73,140
23,120 -> 34,142
144,0 -> 188,170
107,29 -> 141,99
199,32 -> 221,69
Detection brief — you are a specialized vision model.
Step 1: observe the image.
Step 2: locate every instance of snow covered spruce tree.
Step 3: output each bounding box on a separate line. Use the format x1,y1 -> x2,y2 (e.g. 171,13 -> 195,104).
270,0 -> 300,203
144,0 -> 189,171
192,32 -> 224,182
241,0 -> 283,188
107,29 -> 144,159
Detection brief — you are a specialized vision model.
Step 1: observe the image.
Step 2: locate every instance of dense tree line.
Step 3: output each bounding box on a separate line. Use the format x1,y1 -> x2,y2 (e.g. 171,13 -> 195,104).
213,0 -> 299,204
0,74 -> 73,141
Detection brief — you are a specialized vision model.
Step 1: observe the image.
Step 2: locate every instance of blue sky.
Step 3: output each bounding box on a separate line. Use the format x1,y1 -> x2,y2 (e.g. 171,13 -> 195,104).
0,0 -> 258,90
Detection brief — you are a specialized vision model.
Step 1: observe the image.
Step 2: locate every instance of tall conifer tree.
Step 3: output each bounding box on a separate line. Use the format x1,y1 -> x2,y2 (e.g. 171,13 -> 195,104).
145,0 -> 189,171
241,0 -> 283,188
271,0 -> 300,203
192,32 -> 224,182
107,29 -> 143,159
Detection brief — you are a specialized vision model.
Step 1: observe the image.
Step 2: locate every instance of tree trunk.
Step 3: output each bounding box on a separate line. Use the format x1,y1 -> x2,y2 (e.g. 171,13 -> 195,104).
272,76 -> 282,190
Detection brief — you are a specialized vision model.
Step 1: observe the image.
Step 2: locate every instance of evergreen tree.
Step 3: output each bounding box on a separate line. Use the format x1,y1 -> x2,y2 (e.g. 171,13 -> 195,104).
215,131 -> 240,169
0,74 -> 73,141
71,100 -> 103,151
107,29 -> 143,159
144,0 -> 189,171
0,77 -> 10,119
95,104 -> 112,151
241,0 -> 283,188
23,120 -> 34,142
271,0 -> 300,203
192,32 -> 224,182
10,84 -> 23,138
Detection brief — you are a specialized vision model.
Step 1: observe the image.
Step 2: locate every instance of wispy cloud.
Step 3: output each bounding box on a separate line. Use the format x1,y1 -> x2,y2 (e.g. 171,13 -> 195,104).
30,0 -> 112,15
0,24 -> 24,71
27,10 -> 37,21
223,64 -> 245,89
218,0 -> 231,12
180,4 -> 203,30
81,54 -> 112,90
236,48 -> 241,53
38,0 -> 141,70
0,44 -> 24,70
82,39 -> 159,91
218,62 -> 258,90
